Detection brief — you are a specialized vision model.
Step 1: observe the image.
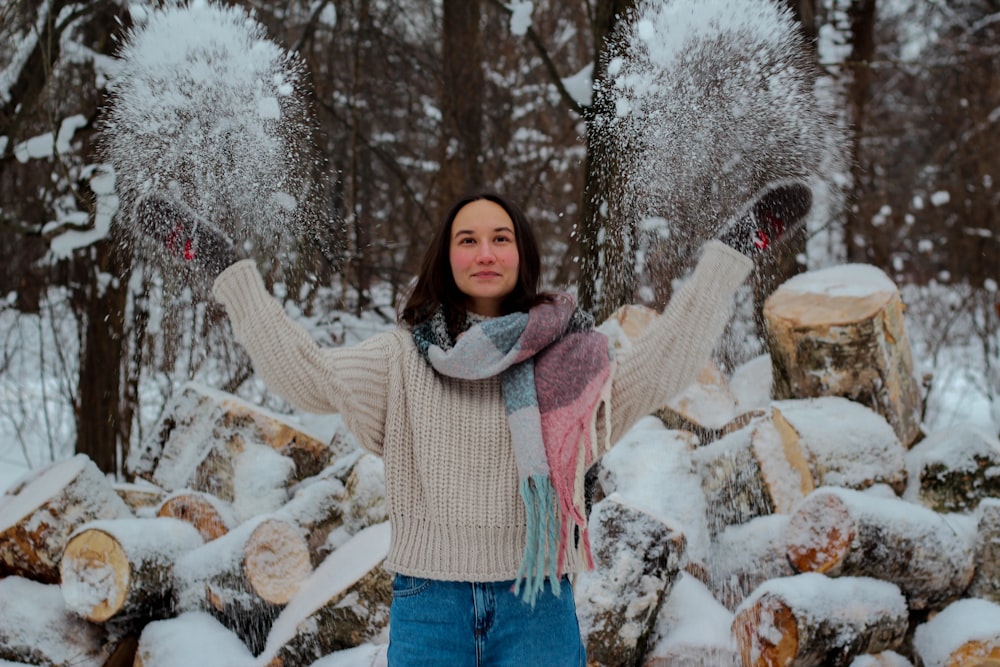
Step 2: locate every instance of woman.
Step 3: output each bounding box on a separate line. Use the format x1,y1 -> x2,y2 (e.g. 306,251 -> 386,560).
142,185 -> 807,666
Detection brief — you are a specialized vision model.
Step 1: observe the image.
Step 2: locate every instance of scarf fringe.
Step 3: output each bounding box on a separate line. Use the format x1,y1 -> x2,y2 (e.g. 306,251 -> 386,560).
513,475 -> 562,606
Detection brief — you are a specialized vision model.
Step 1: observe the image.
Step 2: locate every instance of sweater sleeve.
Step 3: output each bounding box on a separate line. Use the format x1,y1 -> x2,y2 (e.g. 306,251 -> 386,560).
606,240 -> 753,446
212,260 -> 392,456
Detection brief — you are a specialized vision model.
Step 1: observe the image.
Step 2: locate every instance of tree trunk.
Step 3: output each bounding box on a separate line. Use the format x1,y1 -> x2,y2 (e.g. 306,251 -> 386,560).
60,517 -> 203,624
578,0 -> 639,318
785,487 -> 976,610
733,573 -> 908,667
0,454 -> 132,583
134,611 -> 253,667
438,0 -> 484,211
709,514 -> 794,611
275,477 -> 346,567
906,424 -> 1000,513
764,264 -> 923,446
841,0 -> 877,265
74,238 -> 130,475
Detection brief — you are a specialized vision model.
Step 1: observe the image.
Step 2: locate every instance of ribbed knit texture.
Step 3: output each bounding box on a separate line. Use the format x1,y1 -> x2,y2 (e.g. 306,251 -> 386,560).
212,240 -> 752,581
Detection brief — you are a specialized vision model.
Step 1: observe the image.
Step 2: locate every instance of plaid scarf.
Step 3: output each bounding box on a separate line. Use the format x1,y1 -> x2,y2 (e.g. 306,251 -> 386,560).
412,294 -> 614,605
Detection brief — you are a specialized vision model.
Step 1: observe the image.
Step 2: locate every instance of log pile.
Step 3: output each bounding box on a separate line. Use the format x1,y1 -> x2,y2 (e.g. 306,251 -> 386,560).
0,383 -> 390,666
2,263 -> 1000,667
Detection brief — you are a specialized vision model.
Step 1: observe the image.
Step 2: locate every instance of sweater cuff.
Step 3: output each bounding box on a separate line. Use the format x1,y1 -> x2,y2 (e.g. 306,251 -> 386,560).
700,239 -> 754,289
212,259 -> 273,324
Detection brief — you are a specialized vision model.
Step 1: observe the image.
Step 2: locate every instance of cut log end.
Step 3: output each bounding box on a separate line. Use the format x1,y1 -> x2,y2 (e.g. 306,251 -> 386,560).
244,519 -> 312,605
733,595 -> 799,667
785,492 -> 855,574
157,493 -> 229,541
60,528 -> 130,622
946,641 -> 1000,667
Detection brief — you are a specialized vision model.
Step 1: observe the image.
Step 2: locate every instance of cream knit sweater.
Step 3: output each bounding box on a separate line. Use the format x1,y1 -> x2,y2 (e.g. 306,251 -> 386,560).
213,240 -> 752,582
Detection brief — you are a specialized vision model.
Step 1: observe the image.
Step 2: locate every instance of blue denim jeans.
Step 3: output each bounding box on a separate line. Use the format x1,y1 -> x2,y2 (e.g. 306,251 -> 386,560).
387,575 -> 586,667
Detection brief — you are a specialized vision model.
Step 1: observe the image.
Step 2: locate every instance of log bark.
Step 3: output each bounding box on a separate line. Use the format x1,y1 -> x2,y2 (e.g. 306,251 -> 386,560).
259,522 -> 393,667
905,424 -> 1000,513
773,397 -> 907,493
276,477 -> 346,566
785,486 -> 976,610
965,498 -> 1000,603
709,514 -> 794,611
60,517 -> 203,624
174,516 -> 312,655
141,382 -> 324,498
156,490 -> 235,541
576,494 -> 687,667
732,573 -> 908,667
0,577 -> 110,667
339,453 -> 388,534
693,417 -> 813,535
763,264 -> 923,446
912,598 -> 1000,667
0,454 -> 133,583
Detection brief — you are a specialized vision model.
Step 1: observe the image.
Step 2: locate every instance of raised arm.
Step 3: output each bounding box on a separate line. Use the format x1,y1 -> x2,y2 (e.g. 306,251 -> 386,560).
212,260 -> 392,455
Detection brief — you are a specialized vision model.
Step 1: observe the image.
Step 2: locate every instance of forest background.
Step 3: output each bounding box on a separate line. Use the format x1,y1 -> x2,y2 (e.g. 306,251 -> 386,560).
0,0 -> 997,484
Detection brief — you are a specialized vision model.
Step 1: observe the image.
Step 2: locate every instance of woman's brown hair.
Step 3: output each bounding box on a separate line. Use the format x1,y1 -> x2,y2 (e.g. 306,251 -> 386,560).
399,191 -> 547,329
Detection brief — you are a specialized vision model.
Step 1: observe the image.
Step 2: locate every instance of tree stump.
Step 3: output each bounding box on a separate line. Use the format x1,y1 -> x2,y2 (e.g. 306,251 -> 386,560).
174,516 -> 312,655
763,264 -> 922,447
0,454 -> 133,583
772,397 -> 907,493
259,522 -> 393,667
904,424 -> 1000,513
157,490 -> 235,541
693,417 -> 813,535
576,494 -> 687,667
60,517 -> 203,624
785,486 -> 976,610
0,577 -> 110,667
912,598 -> 1000,667
732,573 -> 908,667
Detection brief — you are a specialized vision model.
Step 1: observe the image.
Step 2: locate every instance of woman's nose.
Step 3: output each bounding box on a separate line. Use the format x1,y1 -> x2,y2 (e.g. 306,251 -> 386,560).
476,244 -> 496,263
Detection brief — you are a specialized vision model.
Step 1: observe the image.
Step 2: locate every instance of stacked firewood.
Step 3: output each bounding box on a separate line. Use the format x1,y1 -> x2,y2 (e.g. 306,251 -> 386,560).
1,263 -> 999,667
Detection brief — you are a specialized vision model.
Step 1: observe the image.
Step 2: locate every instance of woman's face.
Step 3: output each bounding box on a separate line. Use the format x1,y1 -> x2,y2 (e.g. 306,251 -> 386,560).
449,199 -> 520,317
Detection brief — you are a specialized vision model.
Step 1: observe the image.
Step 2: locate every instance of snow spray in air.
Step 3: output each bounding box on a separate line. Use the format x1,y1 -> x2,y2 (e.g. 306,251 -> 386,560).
595,0 -> 845,258
100,0 -> 324,276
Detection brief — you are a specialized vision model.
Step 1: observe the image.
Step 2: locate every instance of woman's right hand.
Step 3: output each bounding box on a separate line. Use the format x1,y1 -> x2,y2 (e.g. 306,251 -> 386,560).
133,195 -> 240,280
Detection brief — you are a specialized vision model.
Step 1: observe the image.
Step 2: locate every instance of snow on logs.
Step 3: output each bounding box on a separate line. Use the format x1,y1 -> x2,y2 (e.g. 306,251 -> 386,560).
258,521 -> 392,667
0,577 -> 111,667
576,494 -> 687,667
732,573 -> 909,667
0,454 -> 133,583
174,515 -> 313,655
912,598 -> 1000,667
784,486 -> 976,610
904,424 -> 1000,513
60,517 -> 203,625
763,264 -> 923,446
